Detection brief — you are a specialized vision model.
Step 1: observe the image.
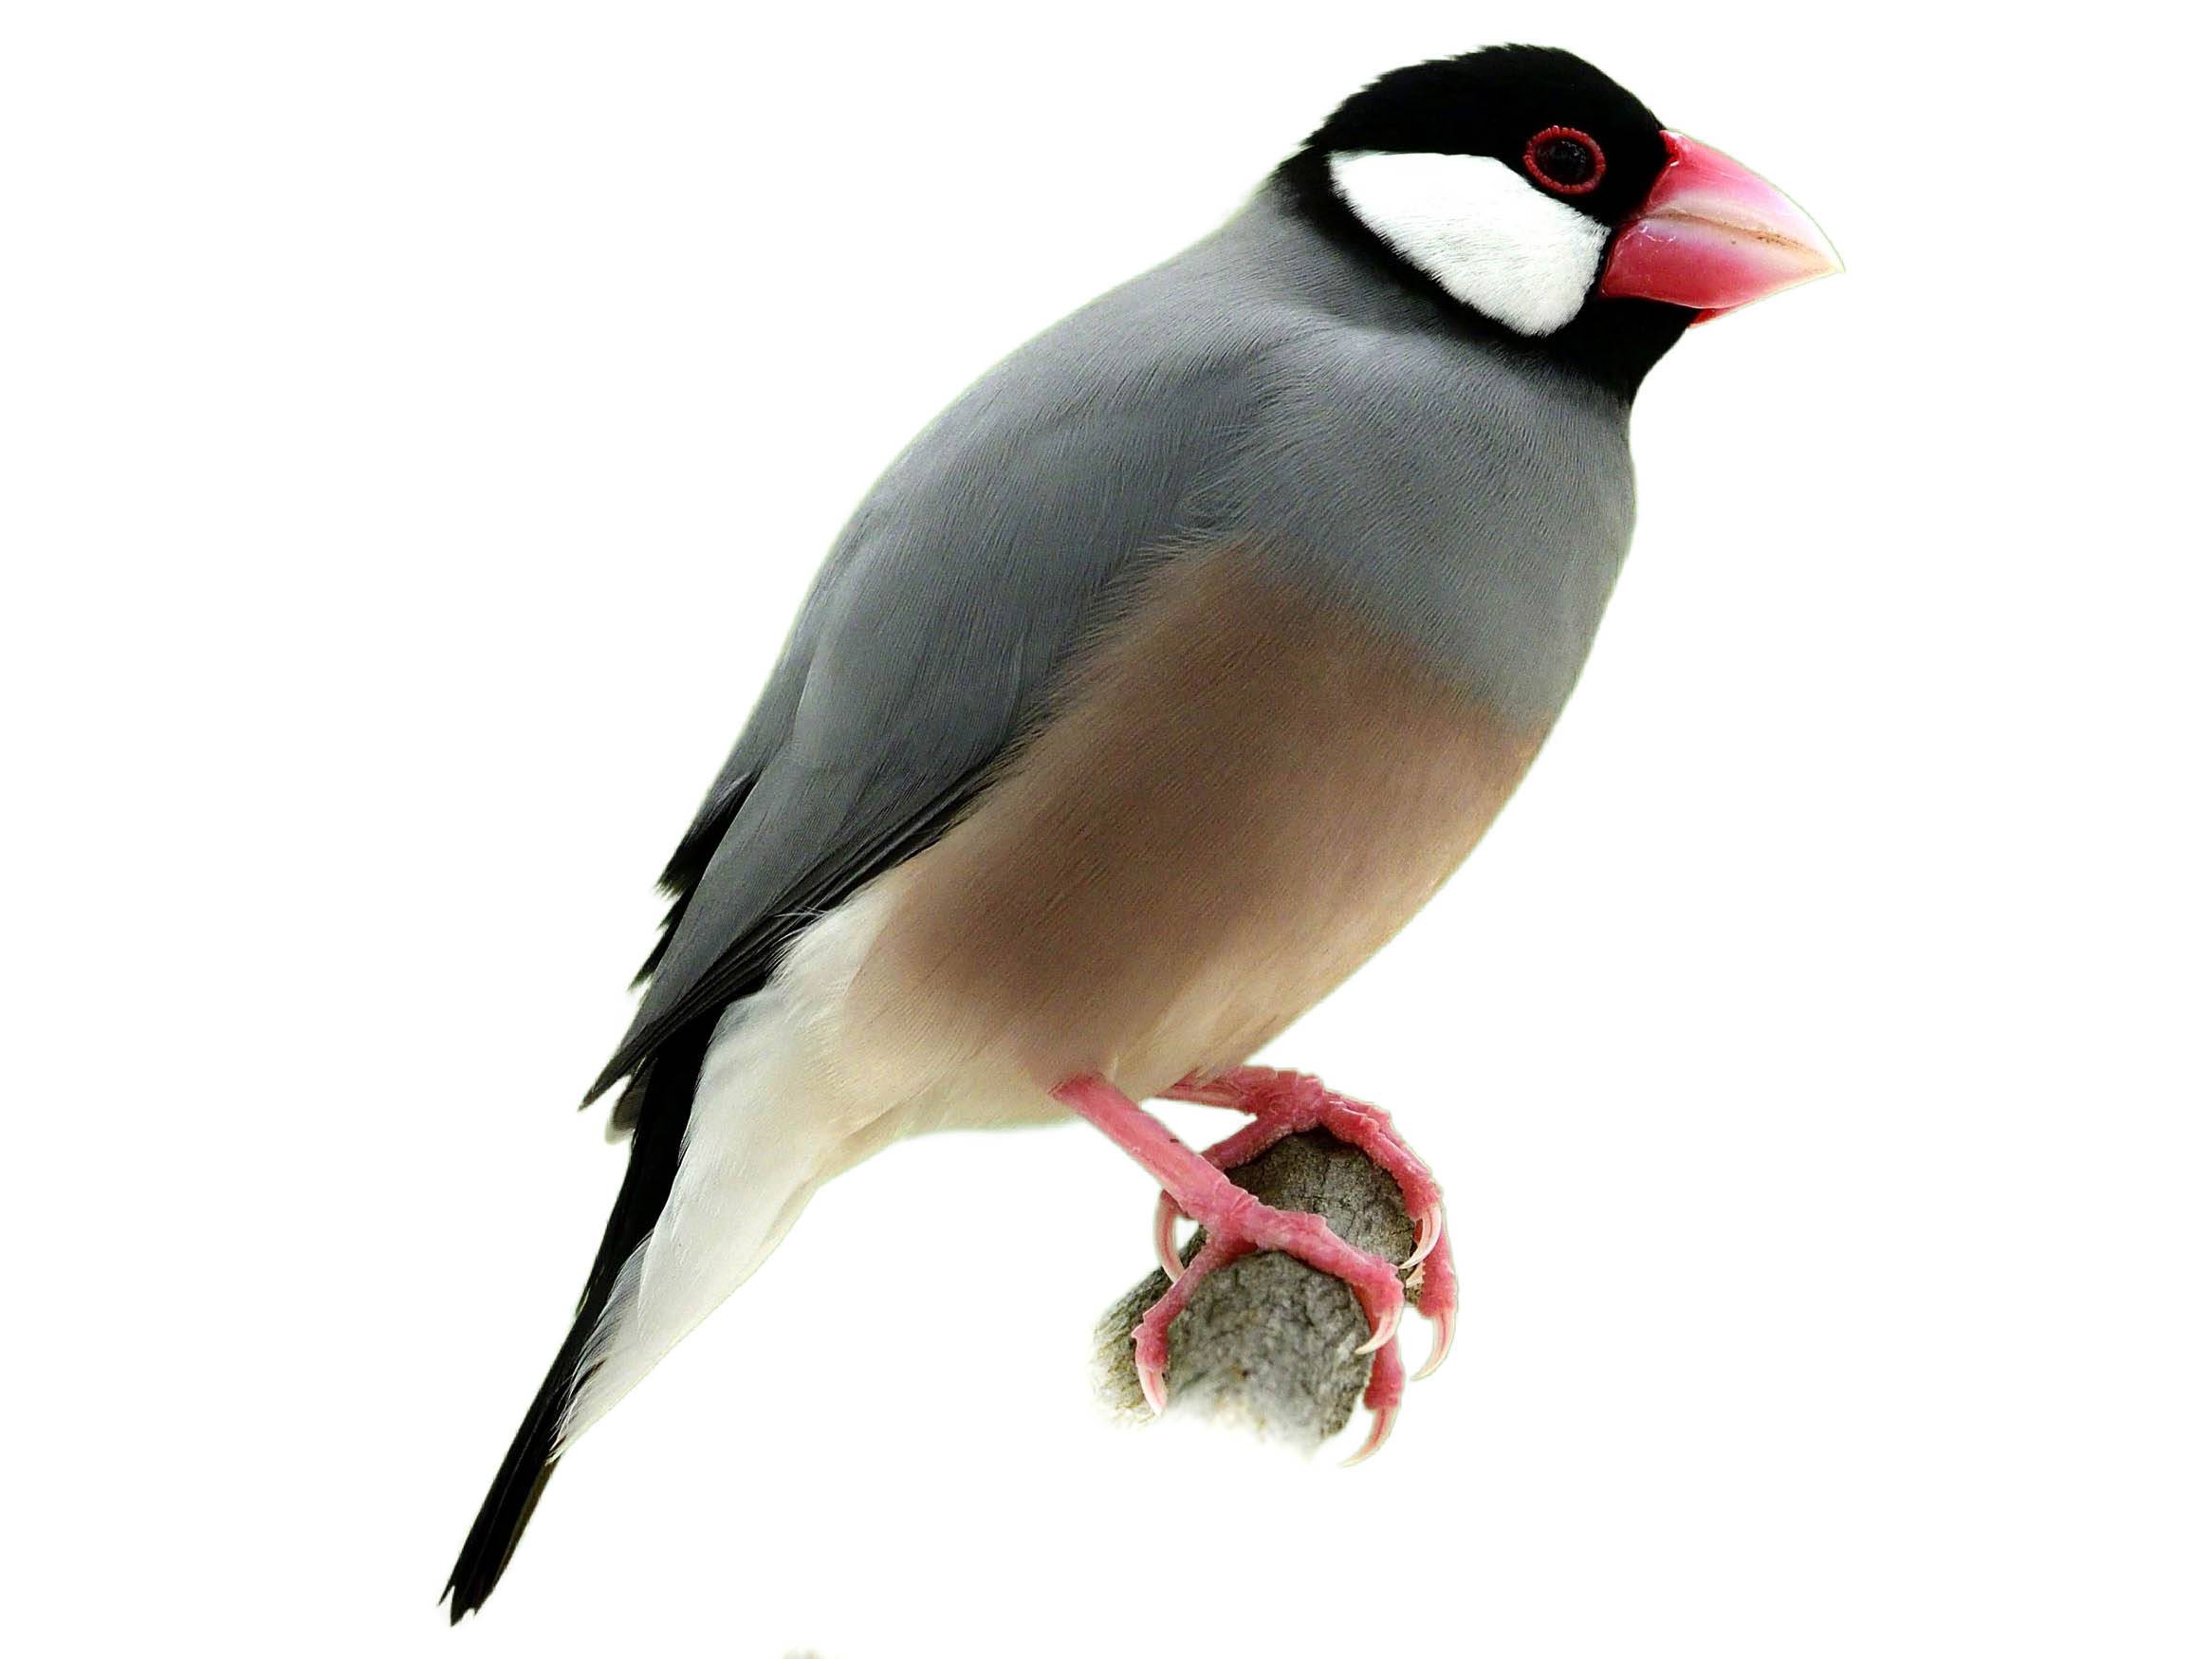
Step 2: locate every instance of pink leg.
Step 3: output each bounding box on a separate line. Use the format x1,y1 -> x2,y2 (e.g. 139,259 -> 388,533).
1158,1066 -> 1458,1382
1054,1074 -> 1408,1460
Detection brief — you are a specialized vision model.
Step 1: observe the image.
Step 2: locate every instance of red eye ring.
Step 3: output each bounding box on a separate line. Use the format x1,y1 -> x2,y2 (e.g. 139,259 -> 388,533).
1524,125 -> 1605,194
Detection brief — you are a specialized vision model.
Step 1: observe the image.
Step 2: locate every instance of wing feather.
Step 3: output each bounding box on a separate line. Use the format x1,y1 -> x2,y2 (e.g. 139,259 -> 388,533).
590,250 -> 1277,1105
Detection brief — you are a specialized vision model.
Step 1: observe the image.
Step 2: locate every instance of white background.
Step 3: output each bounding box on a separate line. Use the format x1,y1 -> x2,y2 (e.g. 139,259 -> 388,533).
4,2 -> 2204,1654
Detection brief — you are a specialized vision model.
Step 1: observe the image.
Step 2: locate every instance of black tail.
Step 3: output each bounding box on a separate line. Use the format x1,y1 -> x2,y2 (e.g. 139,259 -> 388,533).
442,1021 -> 711,1622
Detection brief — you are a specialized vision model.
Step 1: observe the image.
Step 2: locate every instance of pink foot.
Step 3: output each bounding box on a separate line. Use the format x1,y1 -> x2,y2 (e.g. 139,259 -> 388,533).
1130,1182 -> 1408,1462
1051,1073 -> 1415,1462
1160,1067 -> 1458,1386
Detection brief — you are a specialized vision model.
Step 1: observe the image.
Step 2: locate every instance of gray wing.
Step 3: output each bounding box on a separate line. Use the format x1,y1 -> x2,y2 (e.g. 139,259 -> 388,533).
587,247 -> 1273,1102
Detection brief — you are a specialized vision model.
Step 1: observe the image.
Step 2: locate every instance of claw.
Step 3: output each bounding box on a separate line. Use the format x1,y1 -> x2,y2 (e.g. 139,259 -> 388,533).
1354,1299 -> 1402,1356
1136,1355 -> 1169,1415
1412,1304 -> 1455,1381
1153,1191 -> 1185,1281
1339,1402 -> 1397,1466
1403,1207 -> 1442,1271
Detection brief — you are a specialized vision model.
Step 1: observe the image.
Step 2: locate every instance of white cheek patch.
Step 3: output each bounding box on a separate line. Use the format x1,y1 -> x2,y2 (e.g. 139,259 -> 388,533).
1328,149 -> 1609,337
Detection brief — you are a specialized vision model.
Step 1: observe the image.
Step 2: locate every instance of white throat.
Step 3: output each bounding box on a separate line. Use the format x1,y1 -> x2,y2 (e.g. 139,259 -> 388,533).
1327,149 -> 1608,337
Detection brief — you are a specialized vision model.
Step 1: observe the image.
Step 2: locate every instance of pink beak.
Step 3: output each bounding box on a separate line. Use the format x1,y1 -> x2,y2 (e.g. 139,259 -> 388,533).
1599,132 -> 1840,322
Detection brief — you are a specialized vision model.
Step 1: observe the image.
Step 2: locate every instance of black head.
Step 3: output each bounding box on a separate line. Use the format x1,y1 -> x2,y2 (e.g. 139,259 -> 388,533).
1309,46 -> 1671,232
1278,46 -> 1699,396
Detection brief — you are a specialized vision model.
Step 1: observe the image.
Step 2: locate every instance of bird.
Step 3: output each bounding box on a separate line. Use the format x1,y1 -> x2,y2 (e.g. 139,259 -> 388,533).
443,42 -> 1838,1620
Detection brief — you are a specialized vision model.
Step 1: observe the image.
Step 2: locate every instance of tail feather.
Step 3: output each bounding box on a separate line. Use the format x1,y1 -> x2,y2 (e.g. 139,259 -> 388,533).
439,1327 -> 584,1621
442,1020 -> 712,1623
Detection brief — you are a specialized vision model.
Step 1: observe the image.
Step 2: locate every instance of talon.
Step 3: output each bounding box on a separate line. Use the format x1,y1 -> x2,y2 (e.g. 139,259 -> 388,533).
1413,1304 -> 1455,1380
1136,1355 -> 1169,1415
1354,1300 -> 1402,1356
1403,1207 -> 1442,1271
1340,1402 -> 1397,1466
1153,1191 -> 1185,1281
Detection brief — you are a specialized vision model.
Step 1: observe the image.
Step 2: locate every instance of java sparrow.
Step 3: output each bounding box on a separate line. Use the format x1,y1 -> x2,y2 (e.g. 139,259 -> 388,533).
445,43 -> 1838,1619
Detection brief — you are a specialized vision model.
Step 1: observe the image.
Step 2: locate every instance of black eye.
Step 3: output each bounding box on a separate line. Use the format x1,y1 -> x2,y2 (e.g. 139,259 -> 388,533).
1524,125 -> 1605,195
